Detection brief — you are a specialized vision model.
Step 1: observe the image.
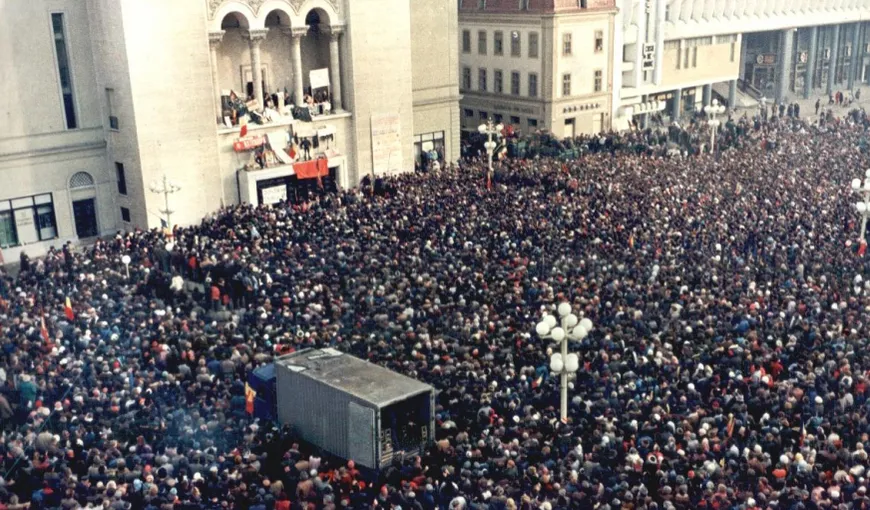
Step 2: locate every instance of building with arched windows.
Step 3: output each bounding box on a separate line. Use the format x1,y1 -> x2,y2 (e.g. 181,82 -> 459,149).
0,0 -> 460,259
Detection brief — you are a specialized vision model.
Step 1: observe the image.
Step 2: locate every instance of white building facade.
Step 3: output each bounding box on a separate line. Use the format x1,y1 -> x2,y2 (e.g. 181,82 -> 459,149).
0,0 -> 460,260
458,0 -> 617,139
613,0 -> 870,129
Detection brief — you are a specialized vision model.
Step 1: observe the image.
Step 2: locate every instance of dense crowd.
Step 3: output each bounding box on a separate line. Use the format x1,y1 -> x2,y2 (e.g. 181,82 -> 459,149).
3,109 -> 870,509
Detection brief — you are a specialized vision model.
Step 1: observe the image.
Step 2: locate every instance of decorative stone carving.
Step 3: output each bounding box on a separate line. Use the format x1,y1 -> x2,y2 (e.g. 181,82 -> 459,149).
207,0 -> 223,19
248,0 -> 267,15
243,28 -> 270,43
208,30 -> 226,46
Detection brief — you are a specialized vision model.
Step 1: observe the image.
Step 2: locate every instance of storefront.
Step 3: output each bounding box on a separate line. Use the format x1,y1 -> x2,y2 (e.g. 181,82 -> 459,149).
0,193 -> 58,249
237,156 -> 346,206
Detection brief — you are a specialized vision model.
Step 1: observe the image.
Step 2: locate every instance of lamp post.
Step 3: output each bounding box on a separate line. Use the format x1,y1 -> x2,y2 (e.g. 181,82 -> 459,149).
535,302 -> 593,422
704,98 -> 726,153
149,175 -> 182,228
121,255 -> 131,279
851,168 -> 870,241
478,119 -> 503,187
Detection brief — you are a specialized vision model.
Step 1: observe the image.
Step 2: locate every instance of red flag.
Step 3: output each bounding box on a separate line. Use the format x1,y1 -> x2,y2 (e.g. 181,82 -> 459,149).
726,414 -> 735,439
317,174 -> 324,190
486,173 -> 492,191
859,240 -> 867,257
64,297 -> 74,321
40,317 -> 50,343
628,235 -> 635,249
245,383 -> 256,415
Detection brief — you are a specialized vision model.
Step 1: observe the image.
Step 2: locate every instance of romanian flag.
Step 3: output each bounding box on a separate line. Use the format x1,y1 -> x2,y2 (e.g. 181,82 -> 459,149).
726,414 -> 735,439
531,375 -> 543,389
40,317 -> 50,344
64,297 -> 74,321
245,383 -> 256,415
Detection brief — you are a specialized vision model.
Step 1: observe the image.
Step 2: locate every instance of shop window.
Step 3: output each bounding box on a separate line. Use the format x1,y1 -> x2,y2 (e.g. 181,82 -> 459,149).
0,194 -> 58,247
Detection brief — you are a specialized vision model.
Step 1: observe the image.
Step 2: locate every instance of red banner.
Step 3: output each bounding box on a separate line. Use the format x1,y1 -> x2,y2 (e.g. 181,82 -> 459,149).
233,135 -> 266,152
294,158 -> 329,180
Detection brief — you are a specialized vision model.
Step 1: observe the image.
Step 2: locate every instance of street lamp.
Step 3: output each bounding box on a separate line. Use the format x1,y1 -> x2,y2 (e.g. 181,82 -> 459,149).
149,175 -> 182,228
851,168 -> 870,241
121,255 -> 131,279
704,99 -> 726,153
478,119 -> 503,188
535,302 -> 593,422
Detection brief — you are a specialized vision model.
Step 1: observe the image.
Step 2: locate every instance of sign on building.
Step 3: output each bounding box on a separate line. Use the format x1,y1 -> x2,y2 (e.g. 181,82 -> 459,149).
642,43 -> 656,71
370,113 -> 403,176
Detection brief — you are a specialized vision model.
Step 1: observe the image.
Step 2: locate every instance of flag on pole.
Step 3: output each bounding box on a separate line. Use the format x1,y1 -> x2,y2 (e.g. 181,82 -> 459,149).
64,297 -> 74,321
245,382 -> 256,415
486,173 -> 492,191
40,316 -> 50,344
726,414 -> 735,439
239,116 -> 249,138
628,235 -> 635,249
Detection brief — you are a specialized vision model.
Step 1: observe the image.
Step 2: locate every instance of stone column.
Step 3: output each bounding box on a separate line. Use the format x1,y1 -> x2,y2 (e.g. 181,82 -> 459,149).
776,28 -> 794,104
325,25 -> 345,111
702,84 -> 712,106
285,27 -> 308,106
828,24 -> 841,95
208,30 -> 225,123
728,79 -> 738,108
850,22 -> 861,90
805,26 -> 818,99
672,88 -> 682,120
244,29 -> 269,111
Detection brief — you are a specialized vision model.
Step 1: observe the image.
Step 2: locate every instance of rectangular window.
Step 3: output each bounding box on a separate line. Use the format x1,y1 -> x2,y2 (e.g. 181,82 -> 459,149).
730,42 -> 736,62
594,70 -> 603,92
528,73 -> 538,97
528,118 -> 538,128
494,70 -> 503,93
511,31 -> 521,57
563,33 -> 573,56
562,73 -> 571,96
462,67 -> 472,90
462,30 -> 471,53
121,207 -> 131,223
494,31 -> 504,56
115,162 -> 127,195
594,30 -> 604,53
510,115 -> 521,124
464,108 -> 474,118
478,68 -> 487,92
529,32 -> 539,58
106,88 -> 118,130
51,13 -> 77,129
493,114 -> 503,124
479,111 -> 488,120
665,5 -> 670,20
478,30 -> 487,55
520,0 -> 530,9
0,194 -> 58,247
692,46 -> 698,67
683,47 -> 690,69
511,71 -> 521,95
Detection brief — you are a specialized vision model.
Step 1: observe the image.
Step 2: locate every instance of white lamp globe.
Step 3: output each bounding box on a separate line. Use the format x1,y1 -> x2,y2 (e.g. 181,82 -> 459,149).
573,325 -> 589,339
536,321 -> 551,337
496,123 -> 504,132
478,124 -> 487,134
550,353 -> 564,373
544,315 -> 558,329
550,327 -> 566,343
565,353 -> 580,373
579,318 -> 593,333
853,178 -> 862,191
564,314 -> 578,329
121,255 -> 131,265
858,202 -> 867,213
558,302 -> 572,317
865,168 -> 870,179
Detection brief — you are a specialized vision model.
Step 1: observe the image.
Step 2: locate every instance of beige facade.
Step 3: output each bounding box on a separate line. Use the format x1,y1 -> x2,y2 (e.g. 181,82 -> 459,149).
459,0 -> 617,137
0,0 -> 460,260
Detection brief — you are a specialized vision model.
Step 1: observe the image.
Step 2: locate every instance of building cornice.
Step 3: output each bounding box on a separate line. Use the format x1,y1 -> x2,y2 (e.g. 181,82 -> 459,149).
0,141 -> 107,164
414,94 -> 464,108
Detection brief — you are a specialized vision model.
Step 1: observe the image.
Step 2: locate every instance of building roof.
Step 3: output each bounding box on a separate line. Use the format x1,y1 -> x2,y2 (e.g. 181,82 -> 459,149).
275,348 -> 433,408
459,0 -> 615,14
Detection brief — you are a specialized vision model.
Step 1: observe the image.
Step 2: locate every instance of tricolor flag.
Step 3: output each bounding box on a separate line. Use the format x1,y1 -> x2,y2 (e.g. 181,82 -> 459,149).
40,317 -> 50,344
239,116 -> 249,138
64,297 -> 74,321
799,420 -> 806,447
531,375 -> 543,388
245,382 -> 257,415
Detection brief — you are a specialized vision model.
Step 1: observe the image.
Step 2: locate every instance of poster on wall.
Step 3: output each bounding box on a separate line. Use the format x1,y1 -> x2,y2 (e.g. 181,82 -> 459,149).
370,113 -> 403,176
261,185 -> 288,205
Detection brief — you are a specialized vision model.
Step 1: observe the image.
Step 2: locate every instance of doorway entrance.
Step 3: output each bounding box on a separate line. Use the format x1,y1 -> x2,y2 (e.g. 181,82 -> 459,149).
72,199 -> 98,238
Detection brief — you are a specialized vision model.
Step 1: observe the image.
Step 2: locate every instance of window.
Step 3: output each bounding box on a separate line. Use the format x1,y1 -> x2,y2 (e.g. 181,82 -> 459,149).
683,47 -> 690,69
0,194 -> 57,247
665,5 -> 670,20
511,31 -> 521,57
479,111 -> 488,120
494,70 -> 503,93
594,30 -> 604,53
494,31 -> 504,56
594,70 -> 603,92
493,114 -> 503,124
464,108 -> 474,118
563,33 -> 573,56
462,67 -> 472,90
413,131 -> 445,167
528,118 -> 538,129
115,162 -> 127,195
478,68 -> 488,92
120,207 -> 131,223
529,32 -> 539,58
511,71 -> 521,95
478,30 -> 487,55
510,115 -> 521,124
51,13 -> 77,129
562,73 -> 572,96
528,73 -> 538,97
106,88 -> 118,130
692,46 -> 698,67
462,30 -> 471,53
520,0 -> 530,9
478,0 -> 485,8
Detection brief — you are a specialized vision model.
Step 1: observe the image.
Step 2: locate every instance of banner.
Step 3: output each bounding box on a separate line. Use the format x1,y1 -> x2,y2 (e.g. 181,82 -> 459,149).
294,158 -> 329,180
371,113 -> 402,176
309,68 -> 330,89
261,185 -> 287,205
233,135 -> 266,152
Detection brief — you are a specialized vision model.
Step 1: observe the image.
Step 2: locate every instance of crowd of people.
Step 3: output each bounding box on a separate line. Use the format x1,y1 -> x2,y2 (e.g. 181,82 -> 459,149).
3,108 -> 870,509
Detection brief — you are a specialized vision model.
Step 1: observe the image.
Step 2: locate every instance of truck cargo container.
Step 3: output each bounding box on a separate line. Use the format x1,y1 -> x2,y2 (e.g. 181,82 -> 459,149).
274,348 -> 435,470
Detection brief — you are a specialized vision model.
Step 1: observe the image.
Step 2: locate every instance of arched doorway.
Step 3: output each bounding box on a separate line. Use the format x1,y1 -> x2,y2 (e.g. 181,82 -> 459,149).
69,171 -> 99,239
